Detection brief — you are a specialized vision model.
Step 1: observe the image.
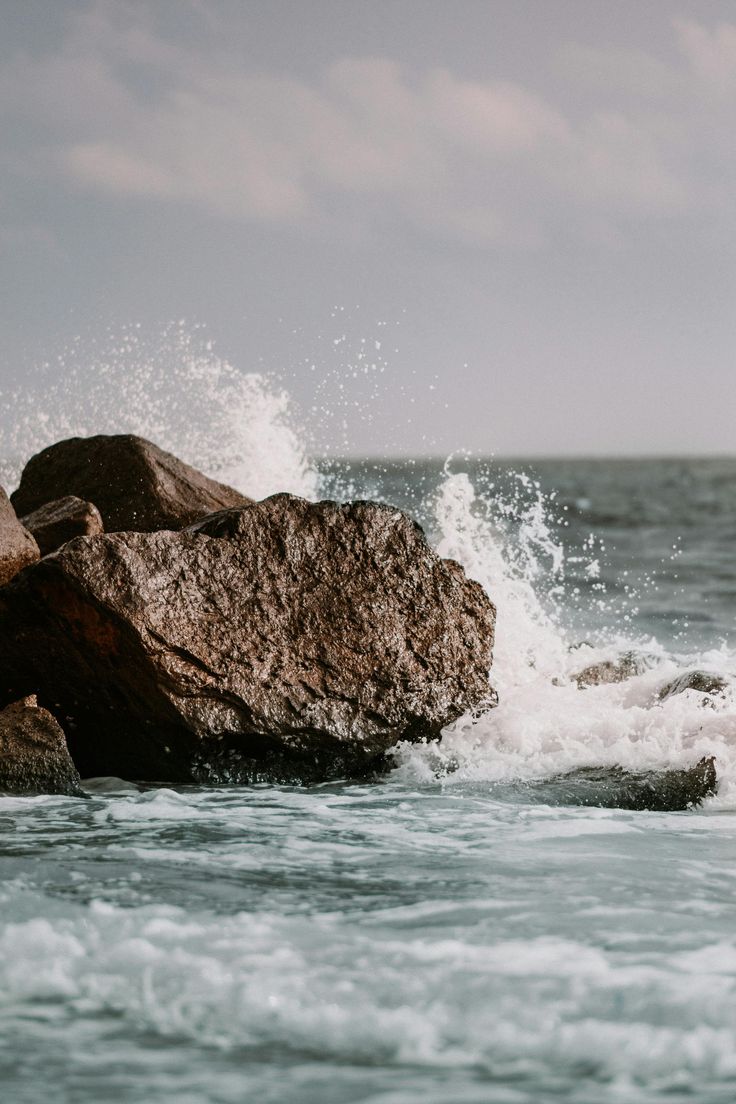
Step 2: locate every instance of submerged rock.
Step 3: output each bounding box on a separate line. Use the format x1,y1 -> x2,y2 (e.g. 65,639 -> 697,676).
0,488 -> 39,587
573,652 -> 646,689
0,696 -> 82,796
521,757 -> 717,812
81,776 -> 140,794
658,670 -> 729,701
20,495 -> 104,556
0,494 -> 496,782
11,434 -> 251,533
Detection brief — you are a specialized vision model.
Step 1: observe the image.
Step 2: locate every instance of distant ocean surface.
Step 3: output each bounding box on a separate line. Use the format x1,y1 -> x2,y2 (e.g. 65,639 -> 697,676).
327,455 -> 736,648
3,367 -> 736,1104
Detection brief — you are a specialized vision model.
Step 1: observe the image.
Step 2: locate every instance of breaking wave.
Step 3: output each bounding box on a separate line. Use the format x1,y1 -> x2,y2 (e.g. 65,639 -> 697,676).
3,322 -> 736,1104
393,467 -> 736,808
0,322 -> 317,500
3,321 -> 735,803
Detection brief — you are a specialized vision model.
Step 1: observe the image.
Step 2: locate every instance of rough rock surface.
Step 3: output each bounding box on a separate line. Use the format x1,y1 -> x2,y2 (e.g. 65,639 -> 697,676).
0,494 -> 496,781
538,756 -> 717,811
0,696 -> 82,796
573,652 -> 647,689
11,434 -> 251,533
0,488 -> 39,586
20,495 -> 104,556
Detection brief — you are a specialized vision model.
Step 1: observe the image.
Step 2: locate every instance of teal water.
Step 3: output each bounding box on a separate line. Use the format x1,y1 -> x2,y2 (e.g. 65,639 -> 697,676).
322,456 -> 736,650
2,457 -> 736,1103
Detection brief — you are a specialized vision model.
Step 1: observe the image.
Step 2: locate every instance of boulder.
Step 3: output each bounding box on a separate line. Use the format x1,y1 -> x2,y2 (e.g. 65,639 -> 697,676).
0,696 -> 82,796
0,495 -> 496,782
11,434 -> 251,533
658,670 -> 729,701
20,495 -> 104,556
522,756 -> 716,812
573,651 -> 646,689
0,488 -> 39,586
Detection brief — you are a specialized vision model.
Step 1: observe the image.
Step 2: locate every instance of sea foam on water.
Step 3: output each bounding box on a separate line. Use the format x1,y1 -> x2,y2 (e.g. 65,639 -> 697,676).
394,462 -> 736,806
2,325 -> 736,1103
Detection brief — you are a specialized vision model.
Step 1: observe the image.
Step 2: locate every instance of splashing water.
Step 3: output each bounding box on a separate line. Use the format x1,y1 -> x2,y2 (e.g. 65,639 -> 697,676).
0,322 -> 317,499
391,465 -> 736,807
3,330 -> 736,1104
2,325 -> 736,803
433,467 -> 568,689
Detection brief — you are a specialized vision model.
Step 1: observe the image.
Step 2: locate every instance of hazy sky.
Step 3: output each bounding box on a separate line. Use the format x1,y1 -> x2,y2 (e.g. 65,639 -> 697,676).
1,0 -> 735,456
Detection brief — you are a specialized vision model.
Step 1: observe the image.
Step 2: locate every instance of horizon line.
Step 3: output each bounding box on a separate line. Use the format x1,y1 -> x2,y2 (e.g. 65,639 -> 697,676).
314,451 -> 736,463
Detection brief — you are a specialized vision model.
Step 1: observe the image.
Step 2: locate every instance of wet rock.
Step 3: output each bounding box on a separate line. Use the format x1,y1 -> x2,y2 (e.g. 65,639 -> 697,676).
20,495 -> 104,556
573,651 -> 646,689
0,494 -> 496,782
0,696 -> 82,796
657,670 -> 729,701
524,756 -> 716,812
81,776 -> 140,795
11,434 -> 251,533
0,488 -> 39,586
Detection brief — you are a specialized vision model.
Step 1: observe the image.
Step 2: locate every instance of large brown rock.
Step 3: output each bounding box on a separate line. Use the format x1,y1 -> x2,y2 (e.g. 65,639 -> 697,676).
11,434 -> 251,533
0,495 -> 496,782
0,488 -> 39,586
0,696 -> 82,796
20,495 -> 104,556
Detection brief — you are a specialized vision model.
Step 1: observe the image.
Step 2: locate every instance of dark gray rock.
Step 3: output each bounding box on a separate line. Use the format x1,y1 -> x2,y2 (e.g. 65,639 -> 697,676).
11,434 -> 252,533
0,494 -> 496,782
21,495 -> 104,556
520,756 -> 716,811
0,488 -> 39,587
658,670 -> 729,701
0,696 -> 82,796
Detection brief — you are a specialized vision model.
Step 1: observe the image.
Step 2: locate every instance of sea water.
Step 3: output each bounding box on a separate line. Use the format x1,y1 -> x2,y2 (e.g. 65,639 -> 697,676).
1,341 -> 736,1103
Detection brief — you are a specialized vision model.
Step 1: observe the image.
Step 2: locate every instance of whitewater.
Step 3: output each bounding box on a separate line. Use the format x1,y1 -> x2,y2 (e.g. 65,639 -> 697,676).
1,331 -> 735,1103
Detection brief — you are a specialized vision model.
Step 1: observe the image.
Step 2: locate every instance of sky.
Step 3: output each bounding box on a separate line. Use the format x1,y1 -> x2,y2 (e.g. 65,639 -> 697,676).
1,0 -> 735,457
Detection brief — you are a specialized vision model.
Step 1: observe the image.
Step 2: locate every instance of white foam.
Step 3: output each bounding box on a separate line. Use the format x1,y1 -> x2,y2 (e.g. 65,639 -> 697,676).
394,469 -> 736,804
1,890 -> 735,1086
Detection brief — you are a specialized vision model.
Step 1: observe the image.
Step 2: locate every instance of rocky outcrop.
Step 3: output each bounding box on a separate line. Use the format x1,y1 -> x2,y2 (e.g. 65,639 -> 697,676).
573,652 -> 646,689
20,495 -> 104,556
11,434 -> 251,533
0,696 -> 82,796
526,757 -> 716,811
0,494 -> 496,782
658,670 -> 729,701
0,488 -> 39,586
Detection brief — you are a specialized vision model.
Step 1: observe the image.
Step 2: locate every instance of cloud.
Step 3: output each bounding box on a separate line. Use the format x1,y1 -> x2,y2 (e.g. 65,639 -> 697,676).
571,112 -> 686,213
52,45 -> 577,232
675,18 -> 736,95
1,3 -> 734,249
558,43 -> 682,101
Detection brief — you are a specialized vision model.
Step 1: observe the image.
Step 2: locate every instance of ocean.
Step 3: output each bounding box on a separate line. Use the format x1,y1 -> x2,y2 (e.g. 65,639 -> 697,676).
1,359 -> 736,1103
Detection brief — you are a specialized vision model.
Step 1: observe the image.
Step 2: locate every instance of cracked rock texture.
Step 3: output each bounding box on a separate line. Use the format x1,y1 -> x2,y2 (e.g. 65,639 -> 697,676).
0,494 -> 496,782
11,434 -> 251,533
